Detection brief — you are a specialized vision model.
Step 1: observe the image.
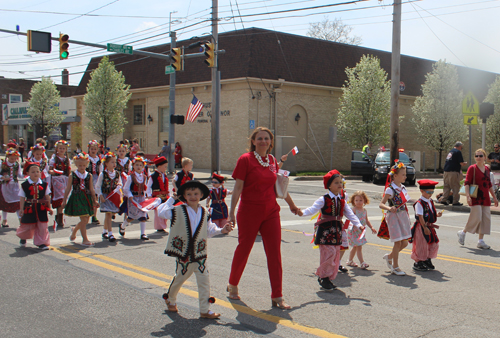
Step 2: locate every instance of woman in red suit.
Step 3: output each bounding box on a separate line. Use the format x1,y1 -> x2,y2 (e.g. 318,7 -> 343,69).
227,127 -> 299,309
174,142 -> 182,169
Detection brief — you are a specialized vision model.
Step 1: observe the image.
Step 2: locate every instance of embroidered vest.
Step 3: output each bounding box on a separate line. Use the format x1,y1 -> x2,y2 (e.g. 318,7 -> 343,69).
175,170 -> 193,191
388,186 -> 408,212
101,170 -> 120,194
314,193 -> 345,245
130,173 -> 146,196
71,172 -> 91,195
151,171 -> 169,200
413,198 -> 437,223
20,181 -> 49,223
87,157 -> 101,176
53,156 -> 70,176
1,161 -> 19,183
164,205 -> 208,262
116,158 -> 130,175
321,194 -> 345,218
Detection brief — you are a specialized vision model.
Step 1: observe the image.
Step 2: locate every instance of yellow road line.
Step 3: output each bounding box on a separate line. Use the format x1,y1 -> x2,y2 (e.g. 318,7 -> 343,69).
51,246 -> 347,338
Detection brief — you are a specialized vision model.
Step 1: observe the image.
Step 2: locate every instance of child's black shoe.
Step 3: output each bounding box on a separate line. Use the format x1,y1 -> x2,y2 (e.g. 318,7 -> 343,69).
108,235 -> 116,242
20,239 -> 26,247
102,232 -> 109,239
338,265 -> 348,273
38,244 -> 49,250
424,259 -> 435,270
318,277 -> 336,290
412,261 -> 428,271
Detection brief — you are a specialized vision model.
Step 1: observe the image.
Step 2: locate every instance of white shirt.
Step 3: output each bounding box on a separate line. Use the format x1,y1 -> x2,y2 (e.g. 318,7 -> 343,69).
415,196 -> 436,216
300,191 -> 362,229
2,160 -> 23,180
88,155 -> 103,174
385,182 -> 415,204
157,197 -> 222,237
74,170 -> 88,179
95,170 -> 120,196
146,171 -> 167,197
123,171 -> 145,198
18,178 -> 52,197
49,154 -> 67,167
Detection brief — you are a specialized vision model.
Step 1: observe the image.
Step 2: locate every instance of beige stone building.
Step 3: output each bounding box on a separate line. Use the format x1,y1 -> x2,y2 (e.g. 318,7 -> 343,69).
74,28 -> 498,172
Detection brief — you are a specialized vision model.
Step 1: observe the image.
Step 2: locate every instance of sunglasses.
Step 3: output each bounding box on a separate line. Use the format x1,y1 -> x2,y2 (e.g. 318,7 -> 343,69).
424,190 -> 434,194
475,154 -> 484,158
211,181 -> 220,184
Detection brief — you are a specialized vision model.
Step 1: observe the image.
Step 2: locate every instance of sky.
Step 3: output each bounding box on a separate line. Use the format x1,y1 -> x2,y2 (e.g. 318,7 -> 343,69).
0,0 -> 499,87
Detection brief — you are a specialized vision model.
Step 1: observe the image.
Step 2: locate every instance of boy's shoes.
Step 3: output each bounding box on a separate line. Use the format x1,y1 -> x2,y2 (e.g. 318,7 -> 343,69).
38,244 -> 49,250
2,223 -> 9,228
452,202 -> 463,206
424,259 -> 435,270
156,229 -> 166,233
413,261 -> 428,271
457,231 -> 466,245
200,311 -> 221,319
102,233 -> 109,239
165,299 -> 178,313
477,241 -> 491,249
20,239 -> 26,247
318,277 -> 336,290
140,234 -> 149,240
119,225 -> 126,236
108,235 -> 116,242
338,265 -> 348,273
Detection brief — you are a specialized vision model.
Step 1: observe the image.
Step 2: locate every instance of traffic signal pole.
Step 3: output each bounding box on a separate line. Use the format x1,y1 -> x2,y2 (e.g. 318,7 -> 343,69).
211,0 -> 221,174
168,31 -> 176,174
390,0 -> 402,166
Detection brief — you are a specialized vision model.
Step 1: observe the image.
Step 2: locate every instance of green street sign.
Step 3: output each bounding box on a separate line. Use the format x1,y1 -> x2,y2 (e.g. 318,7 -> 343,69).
165,65 -> 175,74
107,43 -> 133,55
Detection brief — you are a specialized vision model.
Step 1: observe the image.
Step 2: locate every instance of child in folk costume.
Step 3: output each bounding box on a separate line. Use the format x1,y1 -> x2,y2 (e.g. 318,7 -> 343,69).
87,140 -> 103,224
0,148 -> 23,227
378,161 -> 415,276
49,140 -> 71,228
26,143 -> 50,186
297,170 -> 362,290
346,191 -> 377,269
410,180 -> 443,271
17,162 -> 53,250
173,157 -> 194,194
63,153 -> 99,247
146,156 -> 169,232
120,156 -> 149,240
96,152 -> 122,242
137,151 -> 151,178
205,172 -> 232,228
116,144 -> 132,221
157,181 -> 234,319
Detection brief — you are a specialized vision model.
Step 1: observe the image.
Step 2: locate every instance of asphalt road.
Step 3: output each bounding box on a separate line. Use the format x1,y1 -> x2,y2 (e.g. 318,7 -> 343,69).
1,178 -> 499,338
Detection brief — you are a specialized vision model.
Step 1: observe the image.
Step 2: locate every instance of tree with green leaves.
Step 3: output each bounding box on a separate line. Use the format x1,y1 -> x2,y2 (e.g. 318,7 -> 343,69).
337,55 -> 391,149
484,75 -> 500,150
84,56 -> 131,147
28,77 -> 63,139
411,60 -> 466,170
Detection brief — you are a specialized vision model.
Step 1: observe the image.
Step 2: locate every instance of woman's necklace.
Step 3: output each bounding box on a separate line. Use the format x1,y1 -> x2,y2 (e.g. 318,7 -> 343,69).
254,151 -> 269,167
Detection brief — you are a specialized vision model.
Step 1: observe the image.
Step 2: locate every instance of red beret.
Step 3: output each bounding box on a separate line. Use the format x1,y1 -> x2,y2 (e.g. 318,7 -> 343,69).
212,172 -> 224,183
153,156 -> 168,166
7,142 -> 17,149
418,179 -> 439,189
323,170 -> 341,189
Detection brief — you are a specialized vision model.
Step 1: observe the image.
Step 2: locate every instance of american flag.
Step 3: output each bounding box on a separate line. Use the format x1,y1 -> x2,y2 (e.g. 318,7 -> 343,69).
186,96 -> 204,122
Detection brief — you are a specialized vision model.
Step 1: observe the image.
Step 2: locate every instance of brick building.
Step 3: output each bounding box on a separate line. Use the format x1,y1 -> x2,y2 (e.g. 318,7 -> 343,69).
74,28 -> 498,172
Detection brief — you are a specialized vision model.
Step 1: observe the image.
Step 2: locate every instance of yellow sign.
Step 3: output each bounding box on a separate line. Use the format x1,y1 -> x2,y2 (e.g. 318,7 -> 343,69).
464,115 -> 478,125
462,92 -> 479,115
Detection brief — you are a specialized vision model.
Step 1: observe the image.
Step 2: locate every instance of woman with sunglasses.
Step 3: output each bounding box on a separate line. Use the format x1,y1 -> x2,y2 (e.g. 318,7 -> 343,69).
458,149 -> 498,249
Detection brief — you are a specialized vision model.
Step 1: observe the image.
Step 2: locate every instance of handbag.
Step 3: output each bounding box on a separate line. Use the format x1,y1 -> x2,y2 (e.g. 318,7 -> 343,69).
459,166 -> 478,198
271,155 -> 289,199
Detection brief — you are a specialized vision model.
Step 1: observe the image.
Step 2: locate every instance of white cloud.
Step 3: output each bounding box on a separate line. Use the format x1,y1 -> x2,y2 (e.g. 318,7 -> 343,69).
134,21 -> 160,33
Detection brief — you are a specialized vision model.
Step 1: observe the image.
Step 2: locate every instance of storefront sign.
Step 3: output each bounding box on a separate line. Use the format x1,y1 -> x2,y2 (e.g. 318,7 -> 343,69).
1,97 -> 77,124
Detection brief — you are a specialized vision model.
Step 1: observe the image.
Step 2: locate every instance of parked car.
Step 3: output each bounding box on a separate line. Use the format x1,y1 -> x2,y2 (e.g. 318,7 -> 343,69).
351,150 -> 417,185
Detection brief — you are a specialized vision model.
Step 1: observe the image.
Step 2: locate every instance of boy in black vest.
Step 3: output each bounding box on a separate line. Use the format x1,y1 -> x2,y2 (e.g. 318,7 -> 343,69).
147,156 -> 169,232
157,181 -> 233,319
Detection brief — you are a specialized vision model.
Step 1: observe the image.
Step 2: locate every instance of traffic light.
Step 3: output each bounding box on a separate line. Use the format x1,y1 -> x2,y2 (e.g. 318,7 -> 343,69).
480,102 -> 494,121
59,33 -> 69,60
170,115 -> 185,125
203,42 -> 215,67
170,47 -> 184,71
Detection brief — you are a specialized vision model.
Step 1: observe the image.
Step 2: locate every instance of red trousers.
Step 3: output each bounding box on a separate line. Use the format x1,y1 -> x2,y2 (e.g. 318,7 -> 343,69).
229,201 -> 283,298
16,221 -> 50,246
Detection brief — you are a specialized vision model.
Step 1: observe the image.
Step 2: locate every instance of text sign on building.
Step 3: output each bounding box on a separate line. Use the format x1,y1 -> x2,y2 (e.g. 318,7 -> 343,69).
249,120 -> 255,129
2,98 -> 77,123
462,92 -> 479,115
463,115 -> 478,125
107,43 -> 133,55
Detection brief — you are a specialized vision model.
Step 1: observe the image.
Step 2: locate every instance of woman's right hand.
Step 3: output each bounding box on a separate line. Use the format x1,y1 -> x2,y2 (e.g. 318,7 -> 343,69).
467,196 -> 472,206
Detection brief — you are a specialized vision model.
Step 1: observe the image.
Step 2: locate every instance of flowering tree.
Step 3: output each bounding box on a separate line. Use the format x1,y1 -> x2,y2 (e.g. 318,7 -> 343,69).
411,60 -> 466,170
28,77 -> 63,138
484,75 -> 500,150
84,56 -> 131,147
337,55 -> 391,149
307,17 -> 362,45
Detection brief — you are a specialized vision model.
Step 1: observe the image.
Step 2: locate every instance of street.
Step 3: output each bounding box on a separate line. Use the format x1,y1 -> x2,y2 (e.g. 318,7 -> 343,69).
1,177 -> 499,338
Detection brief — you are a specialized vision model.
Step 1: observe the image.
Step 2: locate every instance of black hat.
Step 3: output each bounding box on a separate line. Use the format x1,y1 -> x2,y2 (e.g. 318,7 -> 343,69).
177,181 -> 210,202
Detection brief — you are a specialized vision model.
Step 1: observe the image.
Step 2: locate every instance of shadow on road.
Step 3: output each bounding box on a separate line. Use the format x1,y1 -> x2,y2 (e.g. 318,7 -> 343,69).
9,247 -> 43,258
413,269 -> 451,282
152,311 -> 213,337
465,247 -> 500,258
381,273 -> 418,289
0,228 -> 16,236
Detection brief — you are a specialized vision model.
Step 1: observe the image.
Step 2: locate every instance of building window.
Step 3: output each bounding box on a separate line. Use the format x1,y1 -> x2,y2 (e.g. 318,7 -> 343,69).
133,105 -> 144,125
159,107 -> 169,133
9,94 -> 22,103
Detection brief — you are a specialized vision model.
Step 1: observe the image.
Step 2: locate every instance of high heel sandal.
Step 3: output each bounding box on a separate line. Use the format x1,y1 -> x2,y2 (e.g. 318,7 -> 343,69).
226,284 -> 241,300
271,298 -> 291,310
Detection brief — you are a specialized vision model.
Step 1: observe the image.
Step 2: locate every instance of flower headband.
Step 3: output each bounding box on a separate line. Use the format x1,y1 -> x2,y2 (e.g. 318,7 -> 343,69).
6,148 -> 20,156
73,152 -> 89,161
30,143 -> 46,152
101,152 -> 116,162
132,156 -> 146,164
88,140 -> 99,148
389,160 -> 405,175
116,144 -> 128,150
55,140 -> 69,147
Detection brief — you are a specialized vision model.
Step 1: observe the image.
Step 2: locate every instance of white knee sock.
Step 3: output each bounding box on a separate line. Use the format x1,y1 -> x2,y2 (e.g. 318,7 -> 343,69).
16,210 -> 21,218
108,231 -> 113,236
140,222 -> 146,235
122,218 -> 129,227
2,211 -> 7,220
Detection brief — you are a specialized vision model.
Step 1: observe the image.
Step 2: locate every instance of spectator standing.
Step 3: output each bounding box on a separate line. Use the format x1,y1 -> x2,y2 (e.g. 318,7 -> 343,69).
362,141 -> 373,157
439,142 -> 467,206
487,143 -> 500,172
18,138 -> 26,161
159,140 -> 171,160
130,139 -> 141,158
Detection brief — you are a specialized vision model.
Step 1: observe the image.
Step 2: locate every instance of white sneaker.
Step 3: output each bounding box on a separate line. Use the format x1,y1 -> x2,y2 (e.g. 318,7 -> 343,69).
391,267 -> 406,276
457,231 -> 465,245
477,241 -> 491,249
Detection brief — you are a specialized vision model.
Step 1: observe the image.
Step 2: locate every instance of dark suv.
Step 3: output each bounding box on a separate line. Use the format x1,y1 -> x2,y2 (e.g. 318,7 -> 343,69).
351,150 -> 417,185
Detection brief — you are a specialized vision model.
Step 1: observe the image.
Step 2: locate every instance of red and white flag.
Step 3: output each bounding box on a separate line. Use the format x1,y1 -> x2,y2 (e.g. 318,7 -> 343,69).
53,169 -> 64,175
131,197 -> 162,212
291,146 -> 299,155
186,96 -> 204,123
106,188 -> 122,208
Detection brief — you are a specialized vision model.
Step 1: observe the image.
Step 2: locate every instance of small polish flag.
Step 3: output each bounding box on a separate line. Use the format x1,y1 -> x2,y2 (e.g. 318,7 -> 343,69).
291,146 -> 299,155
53,169 -> 64,175
131,198 -> 162,212
106,188 -> 122,208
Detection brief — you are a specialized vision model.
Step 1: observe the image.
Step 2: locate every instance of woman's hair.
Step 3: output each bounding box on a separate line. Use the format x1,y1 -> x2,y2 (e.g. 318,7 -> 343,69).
248,127 -> 274,154
36,137 -> 46,147
349,190 -> 370,205
475,148 -> 487,157
132,138 -> 138,144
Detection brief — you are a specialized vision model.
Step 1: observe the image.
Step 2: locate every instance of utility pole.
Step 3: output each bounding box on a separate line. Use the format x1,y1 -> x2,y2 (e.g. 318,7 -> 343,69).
390,0 -> 402,165
168,31 -> 176,174
211,0 -> 221,174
